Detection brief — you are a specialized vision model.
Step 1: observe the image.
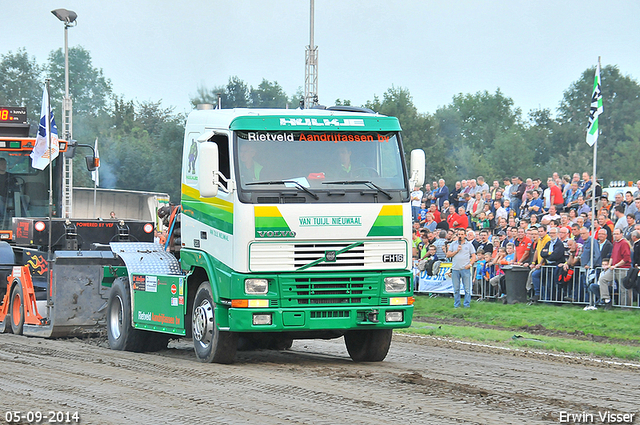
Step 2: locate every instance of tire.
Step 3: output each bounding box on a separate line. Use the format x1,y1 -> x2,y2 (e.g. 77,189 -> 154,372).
10,283 -> 24,335
344,329 -> 393,362
192,281 -> 237,364
107,277 -> 148,352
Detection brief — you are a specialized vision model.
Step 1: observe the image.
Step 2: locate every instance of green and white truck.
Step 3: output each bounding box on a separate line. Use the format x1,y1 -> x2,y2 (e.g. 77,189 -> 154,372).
106,106 -> 425,363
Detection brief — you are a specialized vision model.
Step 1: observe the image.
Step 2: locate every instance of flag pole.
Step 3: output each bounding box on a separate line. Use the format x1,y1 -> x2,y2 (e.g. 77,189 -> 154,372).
93,139 -> 97,218
45,79 -> 53,264
590,133 -> 597,267
91,137 -> 99,218
93,177 -> 97,218
589,56 -> 602,271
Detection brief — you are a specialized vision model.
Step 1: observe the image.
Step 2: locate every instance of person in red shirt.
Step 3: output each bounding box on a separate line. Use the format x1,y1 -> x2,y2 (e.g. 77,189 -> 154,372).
447,206 -> 469,230
453,206 -> 469,229
428,204 -> 441,223
446,205 -> 457,229
596,228 -> 631,308
514,227 -> 532,263
547,178 -> 564,210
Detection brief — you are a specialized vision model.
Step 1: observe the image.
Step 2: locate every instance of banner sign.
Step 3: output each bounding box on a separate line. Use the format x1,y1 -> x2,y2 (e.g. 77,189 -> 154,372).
415,262 -> 467,294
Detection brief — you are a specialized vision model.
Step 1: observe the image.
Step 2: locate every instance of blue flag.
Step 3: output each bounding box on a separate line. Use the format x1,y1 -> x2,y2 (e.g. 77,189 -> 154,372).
30,85 -> 59,170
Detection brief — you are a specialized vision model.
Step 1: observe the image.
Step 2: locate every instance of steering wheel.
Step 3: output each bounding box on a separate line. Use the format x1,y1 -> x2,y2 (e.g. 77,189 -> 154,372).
352,167 -> 379,179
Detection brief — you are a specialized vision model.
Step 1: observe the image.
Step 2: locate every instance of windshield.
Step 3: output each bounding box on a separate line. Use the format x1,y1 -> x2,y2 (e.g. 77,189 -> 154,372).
235,130 -> 408,203
0,151 -> 60,230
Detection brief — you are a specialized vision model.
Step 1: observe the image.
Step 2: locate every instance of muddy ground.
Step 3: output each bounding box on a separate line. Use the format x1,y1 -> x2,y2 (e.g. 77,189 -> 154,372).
1,332 -> 638,424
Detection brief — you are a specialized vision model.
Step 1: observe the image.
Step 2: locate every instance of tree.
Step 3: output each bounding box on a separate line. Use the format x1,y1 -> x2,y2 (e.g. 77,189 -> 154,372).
224,76 -> 249,108
557,65 -> 640,183
47,46 -> 112,116
250,79 -> 288,108
432,88 -> 523,183
190,84 -> 226,109
0,48 -> 44,134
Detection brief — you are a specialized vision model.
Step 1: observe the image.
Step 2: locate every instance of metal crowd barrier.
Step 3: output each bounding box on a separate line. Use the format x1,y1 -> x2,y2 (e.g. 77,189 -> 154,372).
537,265 -> 640,309
416,262 -> 640,309
472,264 -> 501,300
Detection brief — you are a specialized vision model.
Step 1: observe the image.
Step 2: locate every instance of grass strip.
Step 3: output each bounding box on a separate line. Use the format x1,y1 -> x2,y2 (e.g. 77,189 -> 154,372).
412,295 -> 640,342
398,322 -> 640,361
404,295 -> 640,361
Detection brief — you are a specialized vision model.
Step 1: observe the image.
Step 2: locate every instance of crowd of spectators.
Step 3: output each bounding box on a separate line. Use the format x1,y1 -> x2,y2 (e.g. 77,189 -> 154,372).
411,174 -> 640,309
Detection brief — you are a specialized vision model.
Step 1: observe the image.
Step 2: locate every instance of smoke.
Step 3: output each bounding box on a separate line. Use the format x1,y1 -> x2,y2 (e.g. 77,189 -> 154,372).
97,160 -> 117,189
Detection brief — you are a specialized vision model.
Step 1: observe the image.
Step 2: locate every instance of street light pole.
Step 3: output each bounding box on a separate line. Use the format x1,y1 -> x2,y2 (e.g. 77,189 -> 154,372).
304,0 -> 318,109
51,8 -> 77,218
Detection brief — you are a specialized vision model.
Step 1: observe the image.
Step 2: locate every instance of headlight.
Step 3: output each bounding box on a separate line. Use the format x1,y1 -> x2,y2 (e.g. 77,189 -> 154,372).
245,278 -> 268,294
384,277 -> 407,293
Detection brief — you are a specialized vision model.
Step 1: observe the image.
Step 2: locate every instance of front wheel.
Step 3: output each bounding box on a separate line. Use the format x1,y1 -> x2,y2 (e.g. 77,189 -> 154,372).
344,329 -> 393,362
10,283 -> 25,335
192,281 -> 237,364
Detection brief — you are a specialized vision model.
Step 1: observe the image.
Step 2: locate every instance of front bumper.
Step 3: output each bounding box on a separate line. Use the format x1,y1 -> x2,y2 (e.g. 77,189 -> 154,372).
226,304 -> 413,332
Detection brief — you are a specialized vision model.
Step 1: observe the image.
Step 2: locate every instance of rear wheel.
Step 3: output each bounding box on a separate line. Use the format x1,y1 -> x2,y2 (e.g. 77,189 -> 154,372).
107,277 -> 147,352
10,283 -> 25,335
192,281 -> 237,364
344,329 -> 393,362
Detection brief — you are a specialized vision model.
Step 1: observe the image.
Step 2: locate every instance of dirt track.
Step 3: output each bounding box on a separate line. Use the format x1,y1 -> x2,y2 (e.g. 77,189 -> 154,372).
1,332 -> 638,425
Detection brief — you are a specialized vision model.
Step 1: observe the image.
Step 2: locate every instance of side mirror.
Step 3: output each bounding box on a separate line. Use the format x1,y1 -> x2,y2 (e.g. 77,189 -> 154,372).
198,142 -> 219,198
65,141 -> 77,158
410,149 -> 425,187
85,155 -> 99,172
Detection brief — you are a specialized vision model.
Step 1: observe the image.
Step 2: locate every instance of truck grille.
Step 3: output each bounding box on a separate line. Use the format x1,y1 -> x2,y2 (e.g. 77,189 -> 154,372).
280,275 -> 379,307
294,243 -> 365,268
249,240 -> 407,272
310,310 -> 350,318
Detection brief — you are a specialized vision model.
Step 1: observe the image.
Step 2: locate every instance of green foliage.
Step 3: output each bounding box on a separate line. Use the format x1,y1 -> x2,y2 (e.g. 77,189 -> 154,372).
365,86 -> 445,178
4,45 -> 640,204
250,79 -> 289,108
192,77 -> 291,109
0,48 -> 44,134
556,65 -> 640,183
47,46 -> 112,116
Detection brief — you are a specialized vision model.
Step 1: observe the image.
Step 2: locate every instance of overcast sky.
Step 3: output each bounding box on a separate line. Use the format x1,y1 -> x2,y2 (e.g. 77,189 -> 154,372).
4,1 -> 640,118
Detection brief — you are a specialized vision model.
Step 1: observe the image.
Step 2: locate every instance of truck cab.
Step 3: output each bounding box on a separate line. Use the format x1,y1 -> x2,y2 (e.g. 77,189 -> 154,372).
176,107 -> 423,362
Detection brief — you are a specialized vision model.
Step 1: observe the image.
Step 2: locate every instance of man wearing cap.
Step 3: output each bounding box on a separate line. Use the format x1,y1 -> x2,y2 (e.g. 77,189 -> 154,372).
495,230 -> 508,249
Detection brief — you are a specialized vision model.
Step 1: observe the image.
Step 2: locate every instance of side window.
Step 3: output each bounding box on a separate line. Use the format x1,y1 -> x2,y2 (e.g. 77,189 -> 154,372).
211,134 -> 230,191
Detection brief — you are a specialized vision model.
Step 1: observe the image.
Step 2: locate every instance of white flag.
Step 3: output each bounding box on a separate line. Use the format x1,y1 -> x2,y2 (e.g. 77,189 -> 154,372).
586,61 -> 603,147
91,138 -> 99,186
30,85 -> 59,170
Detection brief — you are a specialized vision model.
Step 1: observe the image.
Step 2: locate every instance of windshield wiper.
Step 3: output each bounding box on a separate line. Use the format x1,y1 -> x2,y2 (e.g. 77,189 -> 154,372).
246,180 -> 319,200
322,180 -> 393,200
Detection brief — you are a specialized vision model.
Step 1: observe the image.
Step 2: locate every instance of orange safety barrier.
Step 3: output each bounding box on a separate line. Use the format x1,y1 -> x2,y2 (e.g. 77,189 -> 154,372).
0,266 -> 43,326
